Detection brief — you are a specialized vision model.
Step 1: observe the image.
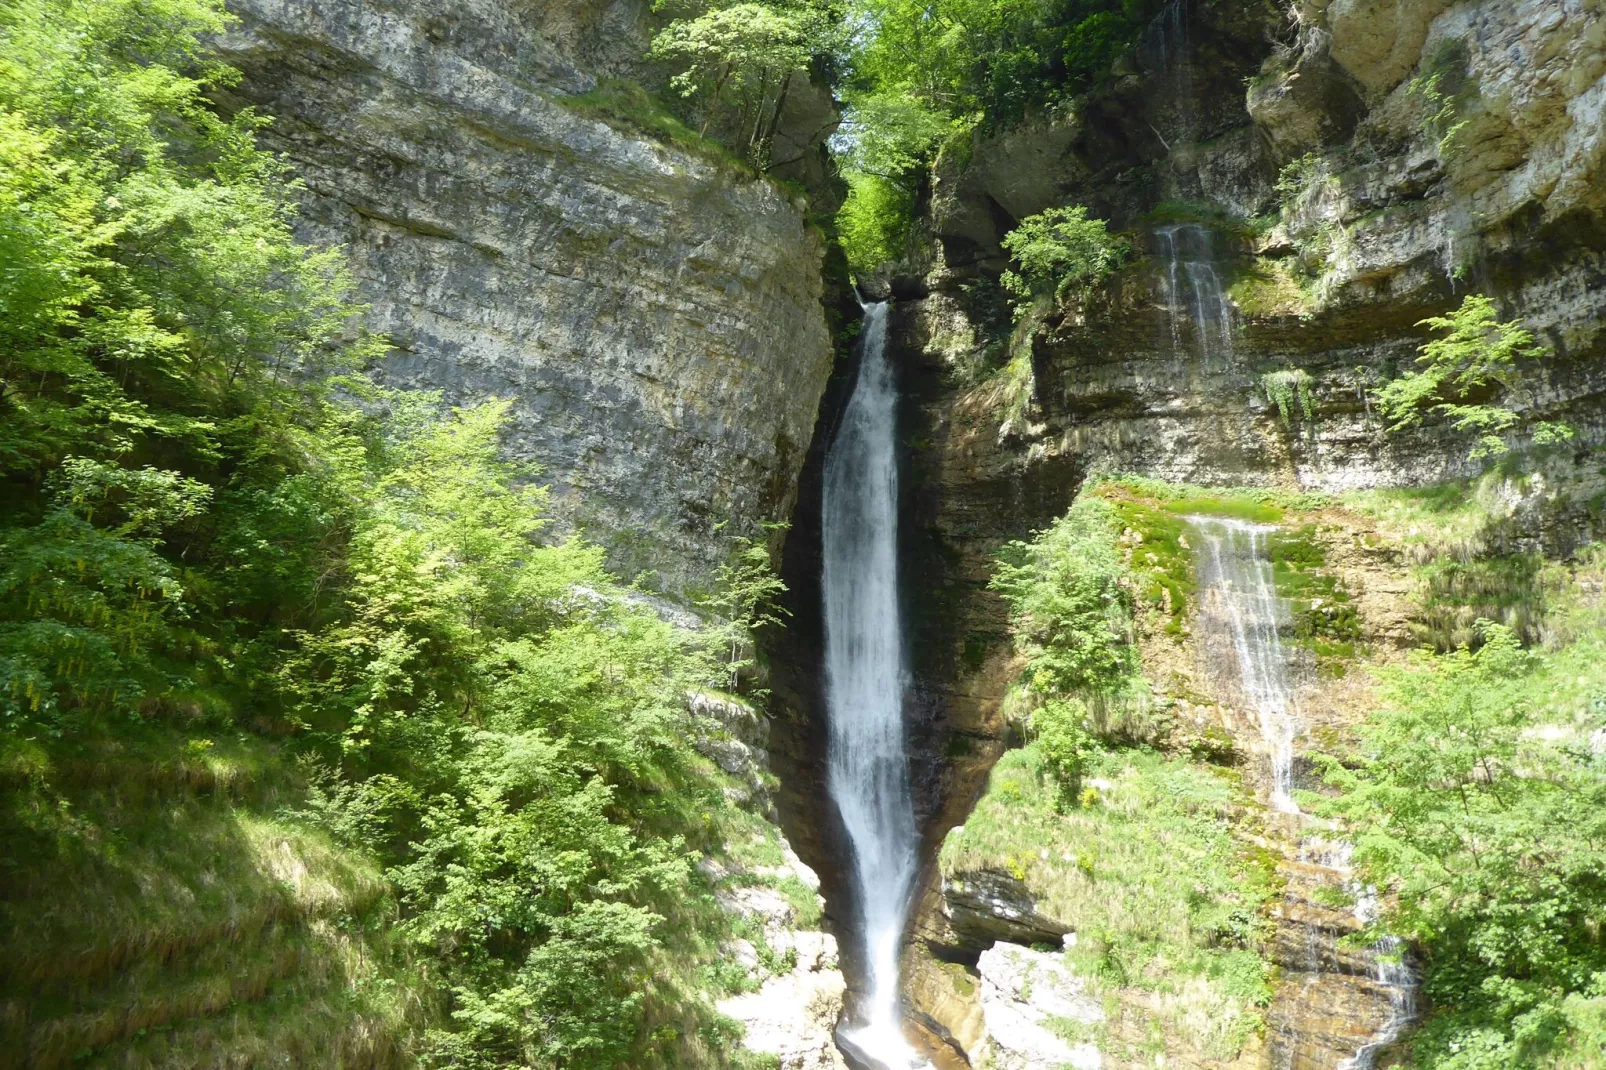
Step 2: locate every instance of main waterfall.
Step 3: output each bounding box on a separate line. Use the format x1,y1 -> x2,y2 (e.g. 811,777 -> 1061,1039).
821,302 -> 922,1068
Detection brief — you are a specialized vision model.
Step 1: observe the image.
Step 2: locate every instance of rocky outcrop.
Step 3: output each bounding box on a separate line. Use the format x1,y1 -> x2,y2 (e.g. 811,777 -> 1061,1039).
974,943 -> 1103,1070
712,856 -> 849,1070
215,0 -> 836,597
941,871 -> 1073,950
692,693 -> 849,1069
902,0 -> 1606,497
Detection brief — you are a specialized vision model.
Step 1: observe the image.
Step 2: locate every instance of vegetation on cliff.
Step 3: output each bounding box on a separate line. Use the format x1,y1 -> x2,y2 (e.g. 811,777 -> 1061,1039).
0,2 -> 796,1066
1318,609 -> 1606,1069
971,472 -> 1606,1068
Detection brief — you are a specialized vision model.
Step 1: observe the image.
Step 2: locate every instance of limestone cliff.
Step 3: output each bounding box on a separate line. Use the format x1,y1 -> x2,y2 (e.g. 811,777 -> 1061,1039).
214,0 -> 837,597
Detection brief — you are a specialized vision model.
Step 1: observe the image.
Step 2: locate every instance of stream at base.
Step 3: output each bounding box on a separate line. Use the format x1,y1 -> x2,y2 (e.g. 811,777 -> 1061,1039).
1188,517 -> 1418,1069
822,301 -> 925,1069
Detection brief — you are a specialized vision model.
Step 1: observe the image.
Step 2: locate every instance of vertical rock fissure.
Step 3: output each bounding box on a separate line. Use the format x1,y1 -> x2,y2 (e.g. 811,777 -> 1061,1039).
822,301 -> 923,1068
1188,516 -> 1418,1069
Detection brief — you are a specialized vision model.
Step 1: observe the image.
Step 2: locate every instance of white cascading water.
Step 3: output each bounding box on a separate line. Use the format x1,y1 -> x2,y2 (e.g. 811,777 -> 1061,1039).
1187,516 -> 1299,811
1156,224 -> 1236,365
822,301 -> 923,1069
1188,515 -> 1417,1066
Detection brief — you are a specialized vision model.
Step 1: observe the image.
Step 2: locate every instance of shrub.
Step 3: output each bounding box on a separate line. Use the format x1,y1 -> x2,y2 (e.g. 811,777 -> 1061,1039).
1000,205 -> 1127,311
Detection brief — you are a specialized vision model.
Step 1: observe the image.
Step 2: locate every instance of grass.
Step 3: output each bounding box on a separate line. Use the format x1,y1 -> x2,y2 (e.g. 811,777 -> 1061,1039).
548,78 -> 758,178
941,745 -> 1277,1061
1341,480 -> 1496,564
0,728 -> 420,1069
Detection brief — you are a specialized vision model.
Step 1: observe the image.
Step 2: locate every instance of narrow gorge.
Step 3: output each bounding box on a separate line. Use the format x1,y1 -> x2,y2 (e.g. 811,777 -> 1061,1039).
3,1 -> 1605,1069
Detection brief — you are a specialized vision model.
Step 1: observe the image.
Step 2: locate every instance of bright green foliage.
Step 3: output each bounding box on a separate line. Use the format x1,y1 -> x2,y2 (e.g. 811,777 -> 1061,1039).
942,745 -> 1274,1060
1261,368 -> 1316,430
649,0 -> 837,166
1318,617 -> 1606,1068
991,496 -> 1137,697
0,0 -> 367,728
836,169 -> 916,270
1030,696 -> 1097,803
1375,295 -> 1568,461
699,523 -> 790,690
0,3 -> 791,1065
848,0 -> 1159,129
831,89 -> 951,271
1000,205 -> 1127,310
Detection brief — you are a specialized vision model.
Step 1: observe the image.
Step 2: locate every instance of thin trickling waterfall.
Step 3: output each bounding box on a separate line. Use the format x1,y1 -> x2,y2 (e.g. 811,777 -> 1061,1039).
1188,516 -> 1298,810
1143,0 -> 1196,147
1156,225 -> 1236,366
1189,515 -> 1417,1067
822,301 -> 922,1069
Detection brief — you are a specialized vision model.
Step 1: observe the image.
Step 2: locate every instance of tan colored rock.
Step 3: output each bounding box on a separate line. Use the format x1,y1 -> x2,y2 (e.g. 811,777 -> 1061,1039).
1327,0 -> 1456,98
216,0 -> 834,597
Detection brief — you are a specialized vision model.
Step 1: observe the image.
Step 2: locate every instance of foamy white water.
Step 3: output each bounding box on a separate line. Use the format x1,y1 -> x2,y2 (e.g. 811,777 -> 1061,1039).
822,302 -> 923,1069
1188,516 -> 1299,811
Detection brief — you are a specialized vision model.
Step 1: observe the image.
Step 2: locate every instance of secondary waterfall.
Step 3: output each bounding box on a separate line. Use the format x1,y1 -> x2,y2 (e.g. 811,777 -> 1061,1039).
822,301 -> 922,1068
1188,515 -> 1417,1067
1156,224 -> 1236,365
1188,517 -> 1298,810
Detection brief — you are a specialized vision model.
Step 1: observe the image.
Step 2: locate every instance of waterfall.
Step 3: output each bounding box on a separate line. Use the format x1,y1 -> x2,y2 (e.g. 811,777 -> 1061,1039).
1187,516 -> 1298,811
1156,224 -> 1235,365
822,301 -> 922,1069
1189,515 -> 1418,1066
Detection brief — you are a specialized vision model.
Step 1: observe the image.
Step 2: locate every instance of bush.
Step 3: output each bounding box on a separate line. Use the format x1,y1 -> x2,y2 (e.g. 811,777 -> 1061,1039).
991,496 -> 1137,697
1317,618 -> 1606,1068
1000,205 -> 1127,311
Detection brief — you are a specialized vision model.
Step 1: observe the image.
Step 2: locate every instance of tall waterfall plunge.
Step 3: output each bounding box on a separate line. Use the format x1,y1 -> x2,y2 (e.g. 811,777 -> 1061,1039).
822,302 -> 923,1068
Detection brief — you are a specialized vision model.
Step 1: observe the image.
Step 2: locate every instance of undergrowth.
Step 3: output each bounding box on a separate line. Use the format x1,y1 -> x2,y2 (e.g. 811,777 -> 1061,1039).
942,745 -> 1277,1061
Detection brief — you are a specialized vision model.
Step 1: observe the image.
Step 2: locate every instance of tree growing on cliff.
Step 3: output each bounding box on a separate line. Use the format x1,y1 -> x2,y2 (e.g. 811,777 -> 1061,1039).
649,1 -> 830,166
1374,294 -> 1574,461
1000,205 -> 1128,312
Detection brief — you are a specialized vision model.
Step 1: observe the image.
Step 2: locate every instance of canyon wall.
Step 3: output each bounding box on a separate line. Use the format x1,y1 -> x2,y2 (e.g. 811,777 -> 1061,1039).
215,0 -> 838,597
872,0 -> 1606,1064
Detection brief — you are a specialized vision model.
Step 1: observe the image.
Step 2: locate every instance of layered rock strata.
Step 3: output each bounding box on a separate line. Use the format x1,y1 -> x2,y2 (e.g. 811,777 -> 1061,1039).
215,0 -> 836,596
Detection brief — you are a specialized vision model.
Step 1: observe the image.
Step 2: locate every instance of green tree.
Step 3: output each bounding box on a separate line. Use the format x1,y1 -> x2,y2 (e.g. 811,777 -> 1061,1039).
698,523 -> 790,691
991,496 -> 1137,697
650,1 -> 829,164
1374,294 -> 1572,461
1000,205 -> 1127,310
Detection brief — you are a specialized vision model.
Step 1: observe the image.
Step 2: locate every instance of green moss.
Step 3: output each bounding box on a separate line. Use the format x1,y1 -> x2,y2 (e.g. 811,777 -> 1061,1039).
942,745 -> 1276,1059
1229,258 -> 1311,319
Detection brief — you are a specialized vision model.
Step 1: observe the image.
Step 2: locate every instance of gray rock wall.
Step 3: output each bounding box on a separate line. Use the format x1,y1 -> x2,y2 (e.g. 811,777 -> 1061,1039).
216,0 -> 835,596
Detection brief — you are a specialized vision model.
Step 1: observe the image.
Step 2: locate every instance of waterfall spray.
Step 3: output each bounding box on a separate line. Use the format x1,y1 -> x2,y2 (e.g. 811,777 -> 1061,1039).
822,302 -> 922,1068
1188,516 -> 1297,811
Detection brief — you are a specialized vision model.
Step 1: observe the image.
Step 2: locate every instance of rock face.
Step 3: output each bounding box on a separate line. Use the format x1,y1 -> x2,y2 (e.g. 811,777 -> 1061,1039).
215,0 -> 836,596
874,0 -> 1606,1065
974,943 -> 1102,1070
690,692 -> 850,1069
